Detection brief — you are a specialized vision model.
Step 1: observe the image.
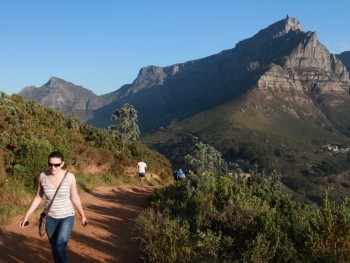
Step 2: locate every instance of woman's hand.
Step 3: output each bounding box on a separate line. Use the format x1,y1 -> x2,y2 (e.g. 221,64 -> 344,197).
19,218 -> 29,228
82,216 -> 88,227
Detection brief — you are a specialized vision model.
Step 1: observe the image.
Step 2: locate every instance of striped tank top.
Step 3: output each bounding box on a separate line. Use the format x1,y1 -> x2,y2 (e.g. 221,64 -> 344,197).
42,173 -> 75,219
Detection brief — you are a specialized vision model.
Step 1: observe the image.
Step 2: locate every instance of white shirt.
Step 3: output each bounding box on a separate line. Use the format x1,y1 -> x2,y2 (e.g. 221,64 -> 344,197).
42,174 -> 75,218
137,161 -> 147,173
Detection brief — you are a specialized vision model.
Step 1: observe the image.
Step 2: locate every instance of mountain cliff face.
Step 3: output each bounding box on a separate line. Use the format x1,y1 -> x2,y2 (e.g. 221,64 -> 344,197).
252,17 -> 350,136
20,16 -> 350,136
87,16 -> 350,136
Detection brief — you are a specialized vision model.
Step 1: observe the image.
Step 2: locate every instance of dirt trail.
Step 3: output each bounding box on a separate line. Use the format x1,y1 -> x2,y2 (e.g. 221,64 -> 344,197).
0,184 -> 156,263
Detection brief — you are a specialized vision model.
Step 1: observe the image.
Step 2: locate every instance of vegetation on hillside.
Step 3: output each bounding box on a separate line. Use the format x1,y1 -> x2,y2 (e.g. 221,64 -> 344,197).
143,95 -> 350,203
135,143 -> 350,263
0,92 -> 172,225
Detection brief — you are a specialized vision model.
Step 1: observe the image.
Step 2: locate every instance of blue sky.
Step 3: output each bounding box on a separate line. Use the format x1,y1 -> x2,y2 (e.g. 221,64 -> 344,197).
1,1 -> 349,95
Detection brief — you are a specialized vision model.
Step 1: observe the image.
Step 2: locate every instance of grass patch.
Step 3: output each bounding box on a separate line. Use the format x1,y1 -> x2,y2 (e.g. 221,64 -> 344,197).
0,178 -> 31,225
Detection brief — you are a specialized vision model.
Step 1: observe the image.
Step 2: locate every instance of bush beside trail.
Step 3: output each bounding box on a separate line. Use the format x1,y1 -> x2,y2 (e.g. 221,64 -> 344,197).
135,170 -> 350,263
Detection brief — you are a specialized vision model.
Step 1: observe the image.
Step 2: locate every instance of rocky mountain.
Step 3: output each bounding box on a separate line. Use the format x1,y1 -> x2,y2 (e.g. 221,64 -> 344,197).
19,16 -> 350,135
19,77 -> 105,121
85,16 -> 350,135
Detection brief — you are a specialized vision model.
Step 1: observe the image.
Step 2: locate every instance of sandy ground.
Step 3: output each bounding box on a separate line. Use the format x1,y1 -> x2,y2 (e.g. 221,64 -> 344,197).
0,184 -> 156,263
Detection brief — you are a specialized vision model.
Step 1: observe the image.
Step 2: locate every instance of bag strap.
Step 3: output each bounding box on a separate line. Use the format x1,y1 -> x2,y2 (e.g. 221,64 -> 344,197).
44,171 -> 68,215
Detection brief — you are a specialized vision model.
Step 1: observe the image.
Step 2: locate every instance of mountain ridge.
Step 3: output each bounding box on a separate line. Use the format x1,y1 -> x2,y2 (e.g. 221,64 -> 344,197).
85,15 -> 350,132
18,16 -> 350,132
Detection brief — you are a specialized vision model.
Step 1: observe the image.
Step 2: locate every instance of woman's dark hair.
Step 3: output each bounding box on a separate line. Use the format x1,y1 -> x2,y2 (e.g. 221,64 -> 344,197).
48,150 -> 65,161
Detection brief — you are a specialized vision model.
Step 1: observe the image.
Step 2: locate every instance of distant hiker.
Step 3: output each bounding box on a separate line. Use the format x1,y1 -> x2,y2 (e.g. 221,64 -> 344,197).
177,168 -> 185,180
19,150 -> 88,263
137,159 -> 147,186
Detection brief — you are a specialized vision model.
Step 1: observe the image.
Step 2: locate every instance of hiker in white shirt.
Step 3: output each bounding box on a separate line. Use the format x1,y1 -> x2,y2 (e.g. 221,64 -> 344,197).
137,159 -> 147,186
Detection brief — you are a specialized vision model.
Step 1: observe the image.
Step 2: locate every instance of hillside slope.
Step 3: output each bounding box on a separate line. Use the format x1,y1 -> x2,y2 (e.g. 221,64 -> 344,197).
0,93 -> 172,226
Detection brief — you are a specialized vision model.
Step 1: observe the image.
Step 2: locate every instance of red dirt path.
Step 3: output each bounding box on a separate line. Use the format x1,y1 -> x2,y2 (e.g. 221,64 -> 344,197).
0,184 -> 156,263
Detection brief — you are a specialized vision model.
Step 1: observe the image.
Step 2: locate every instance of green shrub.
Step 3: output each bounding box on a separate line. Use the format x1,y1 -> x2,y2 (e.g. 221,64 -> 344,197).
11,138 -> 52,190
137,168 -> 350,262
306,196 -> 350,263
135,209 -> 192,263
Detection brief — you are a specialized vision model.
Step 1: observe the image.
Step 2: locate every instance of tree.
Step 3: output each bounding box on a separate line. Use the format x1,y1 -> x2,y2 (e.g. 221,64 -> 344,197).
0,91 -> 15,107
109,103 -> 140,141
307,195 -> 350,263
185,141 -> 228,176
67,112 -> 80,130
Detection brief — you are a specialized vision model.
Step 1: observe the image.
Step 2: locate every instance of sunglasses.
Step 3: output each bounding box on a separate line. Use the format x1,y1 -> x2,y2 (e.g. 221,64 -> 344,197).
48,162 -> 62,168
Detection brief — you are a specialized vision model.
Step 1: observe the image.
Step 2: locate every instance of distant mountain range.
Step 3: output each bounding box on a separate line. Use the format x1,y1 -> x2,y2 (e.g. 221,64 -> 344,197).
18,15 -> 350,202
19,16 -> 350,132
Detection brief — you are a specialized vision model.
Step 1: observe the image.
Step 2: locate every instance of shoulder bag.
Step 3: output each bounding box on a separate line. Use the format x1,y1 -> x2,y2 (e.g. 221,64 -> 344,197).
39,171 -> 68,237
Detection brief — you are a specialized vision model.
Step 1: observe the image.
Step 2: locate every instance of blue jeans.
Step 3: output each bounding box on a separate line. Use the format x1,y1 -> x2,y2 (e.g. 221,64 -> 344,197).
46,215 -> 74,263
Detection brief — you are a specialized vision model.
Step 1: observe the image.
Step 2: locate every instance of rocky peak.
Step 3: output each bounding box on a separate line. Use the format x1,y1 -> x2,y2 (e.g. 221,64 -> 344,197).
45,76 -> 64,87
129,66 -> 167,93
245,14 -> 350,95
239,15 -> 302,45
274,15 -> 302,37
19,76 -> 103,121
